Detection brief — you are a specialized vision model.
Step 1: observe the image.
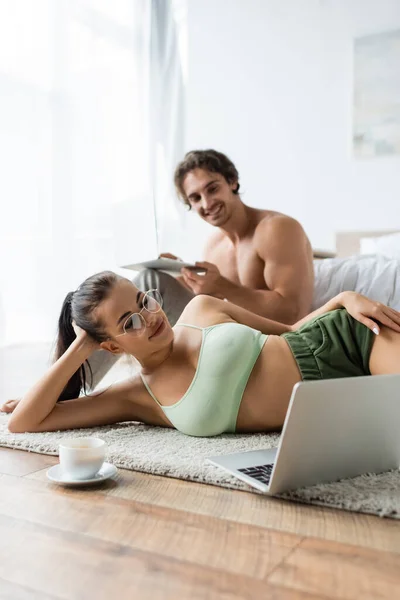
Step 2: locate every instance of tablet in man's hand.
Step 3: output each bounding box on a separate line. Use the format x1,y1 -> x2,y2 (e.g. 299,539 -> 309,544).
121,258 -> 206,274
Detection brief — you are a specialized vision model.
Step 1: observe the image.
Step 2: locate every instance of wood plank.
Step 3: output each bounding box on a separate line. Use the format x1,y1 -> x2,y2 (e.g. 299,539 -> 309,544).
0,473 -> 301,580
0,447 -> 58,476
268,537 -> 400,600
0,513 -> 328,600
0,577 -> 60,599
29,465 -> 400,554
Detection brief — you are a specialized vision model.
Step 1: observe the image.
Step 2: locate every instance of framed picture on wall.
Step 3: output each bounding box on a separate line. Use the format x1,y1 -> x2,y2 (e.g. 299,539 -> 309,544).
353,28 -> 400,157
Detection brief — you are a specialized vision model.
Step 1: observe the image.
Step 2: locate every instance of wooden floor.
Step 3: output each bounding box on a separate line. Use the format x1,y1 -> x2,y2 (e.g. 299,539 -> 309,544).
1,345 -> 400,598
0,447 -> 399,599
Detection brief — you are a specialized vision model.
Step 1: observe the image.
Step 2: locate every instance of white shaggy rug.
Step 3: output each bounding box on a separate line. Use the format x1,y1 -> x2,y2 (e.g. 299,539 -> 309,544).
1,414 -> 399,519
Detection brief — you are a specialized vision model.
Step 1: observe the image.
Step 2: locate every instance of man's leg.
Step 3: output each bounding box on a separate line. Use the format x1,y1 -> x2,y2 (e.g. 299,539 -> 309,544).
84,348 -> 120,391
86,269 -> 194,390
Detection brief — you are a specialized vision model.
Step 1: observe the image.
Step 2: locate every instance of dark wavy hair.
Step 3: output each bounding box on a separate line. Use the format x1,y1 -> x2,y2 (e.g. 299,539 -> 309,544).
55,270 -> 121,401
174,149 -> 240,209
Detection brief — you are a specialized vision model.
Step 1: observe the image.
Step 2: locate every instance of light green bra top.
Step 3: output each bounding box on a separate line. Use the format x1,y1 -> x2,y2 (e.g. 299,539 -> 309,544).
139,322 -> 268,437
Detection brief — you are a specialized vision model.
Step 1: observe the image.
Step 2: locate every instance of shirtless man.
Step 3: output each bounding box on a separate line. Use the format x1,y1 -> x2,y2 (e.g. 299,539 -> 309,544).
90,149 -> 314,388
137,149 -> 315,326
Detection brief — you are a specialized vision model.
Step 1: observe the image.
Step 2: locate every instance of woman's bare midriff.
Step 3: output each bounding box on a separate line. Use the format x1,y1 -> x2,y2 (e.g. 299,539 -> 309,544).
236,334 -> 302,432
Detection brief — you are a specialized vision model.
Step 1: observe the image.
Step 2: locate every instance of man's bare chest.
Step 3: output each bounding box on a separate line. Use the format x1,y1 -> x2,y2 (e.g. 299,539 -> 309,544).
208,242 -> 267,289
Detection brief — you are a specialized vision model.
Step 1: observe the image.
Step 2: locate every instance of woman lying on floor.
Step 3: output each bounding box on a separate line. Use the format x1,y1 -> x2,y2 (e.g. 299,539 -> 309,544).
2,271 -> 400,436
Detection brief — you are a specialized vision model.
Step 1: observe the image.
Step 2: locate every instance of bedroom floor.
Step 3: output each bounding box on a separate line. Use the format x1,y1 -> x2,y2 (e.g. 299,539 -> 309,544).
1,345 -> 400,598
1,448 -> 400,599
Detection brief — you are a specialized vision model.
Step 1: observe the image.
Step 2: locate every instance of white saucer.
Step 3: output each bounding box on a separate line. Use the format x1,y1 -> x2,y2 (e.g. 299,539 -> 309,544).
46,462 -> 117,486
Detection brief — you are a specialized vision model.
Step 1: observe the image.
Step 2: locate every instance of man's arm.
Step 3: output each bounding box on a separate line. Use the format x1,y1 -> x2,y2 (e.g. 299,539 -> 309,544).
181,216 -> 314,323
223,216 -> 314,322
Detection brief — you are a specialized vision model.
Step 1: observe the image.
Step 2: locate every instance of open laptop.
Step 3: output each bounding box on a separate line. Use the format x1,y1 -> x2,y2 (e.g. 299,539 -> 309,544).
208,374 -> 400,495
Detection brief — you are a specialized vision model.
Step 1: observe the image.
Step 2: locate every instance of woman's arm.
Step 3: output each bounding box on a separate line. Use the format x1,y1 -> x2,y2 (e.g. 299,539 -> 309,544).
292,291 -> 400,334
7,333 -> 136,433
291,294 -> 345,329
222,292 -> 345,333
9,380 -> 143,433
182,295 -> 291,335
183,292 -> 400,337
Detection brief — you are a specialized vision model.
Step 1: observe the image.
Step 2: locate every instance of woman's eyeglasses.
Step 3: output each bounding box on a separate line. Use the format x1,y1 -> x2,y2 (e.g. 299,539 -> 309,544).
115,289 -> 163,338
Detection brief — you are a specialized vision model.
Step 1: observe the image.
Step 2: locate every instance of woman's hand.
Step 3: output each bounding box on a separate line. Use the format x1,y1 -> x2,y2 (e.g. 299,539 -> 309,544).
72,322 -> 100,354
290,291 -> 400,334
0,399 -> 20,414
339,291 -> 400,335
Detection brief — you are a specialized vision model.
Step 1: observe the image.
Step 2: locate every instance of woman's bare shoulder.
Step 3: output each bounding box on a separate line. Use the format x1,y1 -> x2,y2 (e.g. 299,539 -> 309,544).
177,295 -> 232,328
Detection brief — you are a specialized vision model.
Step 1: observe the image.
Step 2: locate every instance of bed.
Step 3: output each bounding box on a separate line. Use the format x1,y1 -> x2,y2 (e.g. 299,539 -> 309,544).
312,230 -> 400,311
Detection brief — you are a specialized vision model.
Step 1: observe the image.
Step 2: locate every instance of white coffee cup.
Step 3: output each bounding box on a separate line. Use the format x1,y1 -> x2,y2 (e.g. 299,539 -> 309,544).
59,437 -> 106,480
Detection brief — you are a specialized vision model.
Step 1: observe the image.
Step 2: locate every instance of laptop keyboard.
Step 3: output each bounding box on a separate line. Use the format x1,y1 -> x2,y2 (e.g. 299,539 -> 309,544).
238,463 -> 274,486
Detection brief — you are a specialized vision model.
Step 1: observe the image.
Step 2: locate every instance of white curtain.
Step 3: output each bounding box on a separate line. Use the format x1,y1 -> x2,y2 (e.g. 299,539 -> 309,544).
0,0 -> 186,346
150,0 -> 189,255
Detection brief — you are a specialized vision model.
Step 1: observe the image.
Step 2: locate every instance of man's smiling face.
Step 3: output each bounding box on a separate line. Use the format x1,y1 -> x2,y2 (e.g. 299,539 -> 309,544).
182,168 -> 239,227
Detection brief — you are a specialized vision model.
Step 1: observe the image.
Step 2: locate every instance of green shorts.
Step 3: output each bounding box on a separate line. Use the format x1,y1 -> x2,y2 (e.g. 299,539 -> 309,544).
281,309 -> 375,381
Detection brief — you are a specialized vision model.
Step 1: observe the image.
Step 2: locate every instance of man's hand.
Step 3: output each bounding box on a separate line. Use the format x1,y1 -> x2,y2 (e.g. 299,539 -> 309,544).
159,252 -> 182,261
1,399 -> 20,413
180,261 -> 224,296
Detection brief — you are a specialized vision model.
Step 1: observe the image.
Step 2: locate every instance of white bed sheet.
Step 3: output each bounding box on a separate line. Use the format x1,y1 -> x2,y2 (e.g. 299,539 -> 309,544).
313,254 -> 400,311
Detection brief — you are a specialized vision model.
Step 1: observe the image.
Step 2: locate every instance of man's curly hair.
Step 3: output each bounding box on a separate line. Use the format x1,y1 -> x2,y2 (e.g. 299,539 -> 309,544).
174,149 -> 240,209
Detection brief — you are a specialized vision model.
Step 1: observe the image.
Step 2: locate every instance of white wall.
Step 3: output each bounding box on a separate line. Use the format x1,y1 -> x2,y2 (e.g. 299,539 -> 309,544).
183,0 -> 400,252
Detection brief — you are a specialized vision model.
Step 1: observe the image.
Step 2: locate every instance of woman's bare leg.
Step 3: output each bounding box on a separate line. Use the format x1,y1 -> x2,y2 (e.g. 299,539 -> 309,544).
369,326 -> 400,375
